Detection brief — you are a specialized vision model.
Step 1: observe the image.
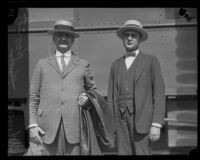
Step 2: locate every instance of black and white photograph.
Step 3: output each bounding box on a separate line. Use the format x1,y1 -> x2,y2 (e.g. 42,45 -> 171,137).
8,7 -> 197,156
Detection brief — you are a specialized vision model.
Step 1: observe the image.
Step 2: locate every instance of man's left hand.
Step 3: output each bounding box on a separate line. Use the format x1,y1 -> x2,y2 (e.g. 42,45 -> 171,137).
149,126 -> 161,142
78,92 -> 89,106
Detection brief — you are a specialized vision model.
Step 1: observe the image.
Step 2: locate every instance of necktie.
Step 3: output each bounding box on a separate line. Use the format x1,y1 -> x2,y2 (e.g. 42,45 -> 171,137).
60,55 -> 67,72
126,52 -> 136,57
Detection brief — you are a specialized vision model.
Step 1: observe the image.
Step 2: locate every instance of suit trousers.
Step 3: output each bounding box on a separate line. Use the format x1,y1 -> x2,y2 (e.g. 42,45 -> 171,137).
116,108 -> 152,155
41,117 -> 80,155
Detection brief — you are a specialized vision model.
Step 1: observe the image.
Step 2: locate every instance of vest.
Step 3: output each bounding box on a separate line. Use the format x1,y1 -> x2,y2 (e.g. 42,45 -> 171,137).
117,57 -> 137,114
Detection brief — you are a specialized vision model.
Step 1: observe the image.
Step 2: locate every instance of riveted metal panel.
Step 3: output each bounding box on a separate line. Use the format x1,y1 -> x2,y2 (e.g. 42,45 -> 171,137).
28,8 -> 74,31
162,8 -> 197,22
75,8 -> 163,28
75,8 -> 197,29
29,8 -> 74,22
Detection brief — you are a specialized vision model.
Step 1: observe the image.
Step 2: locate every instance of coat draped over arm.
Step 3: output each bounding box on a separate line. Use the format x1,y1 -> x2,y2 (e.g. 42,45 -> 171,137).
80,89 -> 116,155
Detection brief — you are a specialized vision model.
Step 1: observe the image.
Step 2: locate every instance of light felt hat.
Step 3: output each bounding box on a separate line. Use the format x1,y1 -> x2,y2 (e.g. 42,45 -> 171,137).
48,20 -> 79,38
117,20 -> 148,41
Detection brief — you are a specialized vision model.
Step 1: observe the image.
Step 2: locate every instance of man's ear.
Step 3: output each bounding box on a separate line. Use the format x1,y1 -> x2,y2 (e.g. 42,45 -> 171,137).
71,35 -> 75,43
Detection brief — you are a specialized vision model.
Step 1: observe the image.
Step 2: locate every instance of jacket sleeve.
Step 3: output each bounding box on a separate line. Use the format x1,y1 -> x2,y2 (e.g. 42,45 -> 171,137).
28,60 -> 42,126
84,63 -> 97,91
151,56 -> 166,125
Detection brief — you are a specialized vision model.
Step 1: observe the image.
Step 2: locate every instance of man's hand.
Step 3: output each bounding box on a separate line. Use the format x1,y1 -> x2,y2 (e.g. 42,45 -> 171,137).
78,92 -> 89,106
29,126 -> 45,145
149,126 -> 161,142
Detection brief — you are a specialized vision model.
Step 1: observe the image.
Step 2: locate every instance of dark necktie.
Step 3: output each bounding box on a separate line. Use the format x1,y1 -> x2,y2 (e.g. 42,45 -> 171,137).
126,52 -> 136,58
60,55 -> 67,72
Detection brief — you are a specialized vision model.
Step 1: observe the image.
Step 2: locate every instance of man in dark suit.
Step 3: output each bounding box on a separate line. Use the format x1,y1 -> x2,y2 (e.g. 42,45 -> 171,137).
107,20 -> 166,155
27,20 -> 96,155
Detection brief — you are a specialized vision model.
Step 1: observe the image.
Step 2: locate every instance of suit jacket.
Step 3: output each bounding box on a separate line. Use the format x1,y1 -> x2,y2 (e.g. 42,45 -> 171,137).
28,52 -> 96,144
107,52 -> 166,134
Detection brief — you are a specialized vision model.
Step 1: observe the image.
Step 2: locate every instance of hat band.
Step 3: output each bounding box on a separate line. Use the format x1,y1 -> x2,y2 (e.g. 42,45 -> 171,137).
54,25 -> 74,32
125,24 -> 143,29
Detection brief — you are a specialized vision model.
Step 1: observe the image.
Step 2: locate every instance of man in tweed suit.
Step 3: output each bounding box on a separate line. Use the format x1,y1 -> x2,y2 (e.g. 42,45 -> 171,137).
27,20 -> 96,155
107,20 -> 166,155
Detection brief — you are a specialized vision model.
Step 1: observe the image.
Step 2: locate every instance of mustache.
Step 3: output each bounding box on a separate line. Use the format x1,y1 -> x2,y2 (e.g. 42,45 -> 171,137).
126,40 -> 137,44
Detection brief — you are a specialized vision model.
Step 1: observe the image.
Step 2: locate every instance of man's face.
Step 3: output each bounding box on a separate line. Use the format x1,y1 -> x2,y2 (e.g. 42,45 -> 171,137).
53,32 -> 74,53
122,30 -> 141,51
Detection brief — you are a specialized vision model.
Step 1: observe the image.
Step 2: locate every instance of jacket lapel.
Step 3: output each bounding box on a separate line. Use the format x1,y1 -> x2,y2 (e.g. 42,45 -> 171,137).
62,54 -> 80,78
134,52 -> 147,85
47,55 -> 62,75
115,56 -> 124,93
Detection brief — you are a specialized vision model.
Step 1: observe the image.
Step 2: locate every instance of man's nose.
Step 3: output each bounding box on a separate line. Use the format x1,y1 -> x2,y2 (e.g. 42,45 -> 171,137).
61,36 -> 67,41
128,35 -> 133,40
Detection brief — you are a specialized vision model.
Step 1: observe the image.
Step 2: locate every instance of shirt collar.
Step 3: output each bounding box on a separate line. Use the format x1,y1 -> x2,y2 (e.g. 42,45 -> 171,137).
134,49 -> 139,57
55,50 -> 72,58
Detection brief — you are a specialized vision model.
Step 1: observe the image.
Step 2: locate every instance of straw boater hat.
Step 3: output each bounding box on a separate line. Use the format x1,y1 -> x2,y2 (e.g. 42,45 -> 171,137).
117,20 -> 148,41
48,20 -> 79,38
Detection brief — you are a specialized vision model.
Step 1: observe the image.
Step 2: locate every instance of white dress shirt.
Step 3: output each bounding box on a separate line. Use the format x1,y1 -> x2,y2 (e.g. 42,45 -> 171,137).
125,49 -> 139,70
55,50 -> 72,71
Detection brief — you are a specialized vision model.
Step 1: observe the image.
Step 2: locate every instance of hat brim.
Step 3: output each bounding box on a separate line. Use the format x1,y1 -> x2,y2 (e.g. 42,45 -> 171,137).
117,26 -> 148,41
48,30 -> 80,38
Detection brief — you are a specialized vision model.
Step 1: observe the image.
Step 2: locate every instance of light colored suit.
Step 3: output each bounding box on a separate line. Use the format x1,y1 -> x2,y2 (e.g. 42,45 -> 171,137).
28,53 -> 96,145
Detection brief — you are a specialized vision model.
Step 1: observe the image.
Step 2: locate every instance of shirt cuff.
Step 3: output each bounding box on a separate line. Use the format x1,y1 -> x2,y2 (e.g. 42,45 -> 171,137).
152,123 -> 162,128
26,123 -> 38,130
